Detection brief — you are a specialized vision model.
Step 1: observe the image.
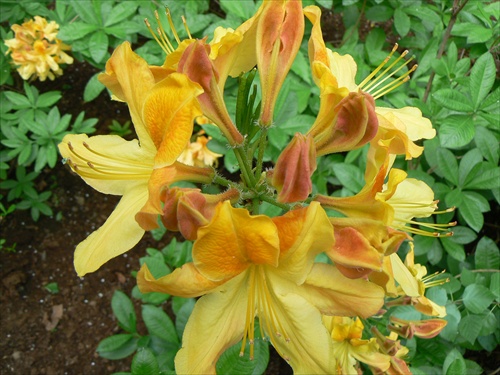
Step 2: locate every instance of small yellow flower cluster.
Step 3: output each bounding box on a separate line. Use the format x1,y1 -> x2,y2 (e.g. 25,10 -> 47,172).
4,16 -> 73,81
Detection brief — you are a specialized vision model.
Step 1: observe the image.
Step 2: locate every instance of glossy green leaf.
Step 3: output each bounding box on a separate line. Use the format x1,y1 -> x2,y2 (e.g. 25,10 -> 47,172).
463,284 -> 495,313
439,115 -> 475,149
475,236 -> 500,270
470,52 -> 496,109
432,89 -> 473,112
89,30 -> 108,63
448,226 -> 477,245
458,148 -> 482,188
394,8 -> 410,37
142,305 -> 179,343
58,22 -> 98,41
459,192 -> 488,232
131,347 -> 160,375
490,273 -> 500,299
437,148 -> 459,185
441,238 -> 465,262
458,315 -> 482,344
111,290 -> 137,333
97,334 -> 138,360
104,1 -> 137,27
443,349 -> 465,375
475,126 -> 499,164
464,165 -> 500,190
83,73 -> 105,102
333,163 -> 364,193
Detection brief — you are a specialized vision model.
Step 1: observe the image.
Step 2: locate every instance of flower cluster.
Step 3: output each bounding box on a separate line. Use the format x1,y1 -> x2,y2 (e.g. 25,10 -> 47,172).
4,16 -> 73,81
60,1 -> 453,373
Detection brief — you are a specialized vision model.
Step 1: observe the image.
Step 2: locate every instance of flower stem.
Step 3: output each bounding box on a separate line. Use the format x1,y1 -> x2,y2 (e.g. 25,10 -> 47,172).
234,147 -> 256,187
254,127 -> 268,180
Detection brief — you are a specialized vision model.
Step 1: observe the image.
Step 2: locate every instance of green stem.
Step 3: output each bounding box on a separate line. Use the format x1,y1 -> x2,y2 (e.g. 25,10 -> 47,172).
252,198 -> 260,214
254,127 -> 268,180
259,194 -> 290,211
234,147 -> 256,187
213,174 -> 238,189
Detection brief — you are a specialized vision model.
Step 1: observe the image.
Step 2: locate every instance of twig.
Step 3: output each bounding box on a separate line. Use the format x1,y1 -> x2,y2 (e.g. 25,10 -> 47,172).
455,268 -> 500,279
423,0 -> 469,103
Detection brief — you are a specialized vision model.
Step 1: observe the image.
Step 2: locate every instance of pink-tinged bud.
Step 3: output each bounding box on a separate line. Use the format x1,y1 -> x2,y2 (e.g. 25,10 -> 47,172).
162,188 -> 240,241
257,0 -> 304,126
178,39 -> 244,145
271,133 -> 317,203
389,316 -> 447,339
310,91 -> 378,156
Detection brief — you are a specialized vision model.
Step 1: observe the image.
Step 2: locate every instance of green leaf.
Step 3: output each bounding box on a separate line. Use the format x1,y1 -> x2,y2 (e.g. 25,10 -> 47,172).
464,165 -> 500,190
459,191 -> 488,232
458,149 -> 483,188
219,0 -> 257,20
463,284 -> 495,313
70,0 -> 99,24
4,91 -> 30,108
448,226 -> 477,244
443,348 -> 465,375
131,348 -> 160,375
475,236 -> 500,270
465,360 -> 483,375
142,305 -> 179,343
432,89 -> 473,112
175,298 -> 195,338
333,163 -> 364,193
458,315 -> 482,344
394,8 -> 410,37
479,310 -> 498,336
452,22 -> 494,44
446,358 -> 467,375
365,5 -> 393,22
441,238 -> 465,261
439,115 -> 475,149
89,30 -> 108,63
111,290 -> 137,333
58,22 -> 98,41
440,304 -> 461,341
83,73 -> 105,102
104,2 -> 137,27
475,126 -> 499,164
490,273 -> 500,298
437,148 -> 458,185
470,52 -> 496,110
36,91 -> 61,108
97,334 -> 138,360
216,324 -> 269,375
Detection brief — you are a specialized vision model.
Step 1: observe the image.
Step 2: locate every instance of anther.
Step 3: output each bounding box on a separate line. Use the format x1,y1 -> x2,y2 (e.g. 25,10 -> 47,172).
67,142 -> 74,151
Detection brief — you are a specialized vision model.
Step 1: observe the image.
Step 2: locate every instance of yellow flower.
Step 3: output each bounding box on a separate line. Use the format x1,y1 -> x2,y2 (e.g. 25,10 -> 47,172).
388,244 -> 447,317
58,42 -> 213,276
177,134 -> 222,167
138,202 -> 385,374
4,16 -> 73,81
323,316 -> 391,374
303,5 -> 435,159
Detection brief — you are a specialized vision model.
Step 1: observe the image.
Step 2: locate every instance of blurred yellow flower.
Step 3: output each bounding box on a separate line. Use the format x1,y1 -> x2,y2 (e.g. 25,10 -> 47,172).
4,16 -> 73,81
177,134 -> 222,167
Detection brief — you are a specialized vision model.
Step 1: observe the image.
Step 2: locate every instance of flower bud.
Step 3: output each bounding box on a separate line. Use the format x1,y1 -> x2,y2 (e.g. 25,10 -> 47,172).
271,133 -> 317,203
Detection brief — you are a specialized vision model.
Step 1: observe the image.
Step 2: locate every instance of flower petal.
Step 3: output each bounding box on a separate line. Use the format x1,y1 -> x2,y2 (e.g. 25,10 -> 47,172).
193,201 -> 280,282
98,42 -> 156,151
137,262 -> 222,298
272,202 -> 334,284
58,133 -> 153,195
74,183 -> 148,276
300,263 -> 385,318
142,72 -> 203,168
175,272 -> 249,374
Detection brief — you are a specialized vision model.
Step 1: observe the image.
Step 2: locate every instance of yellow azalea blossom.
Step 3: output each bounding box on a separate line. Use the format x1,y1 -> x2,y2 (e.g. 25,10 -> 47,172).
177,135 -> 222,167
58,42 -> 213,276
4,16 -> 73,81
371,329 -> 411,375
138,202 -> 385,374
323,316 -> 391,374
389,244 -> 447,317
303,5 -> 435,159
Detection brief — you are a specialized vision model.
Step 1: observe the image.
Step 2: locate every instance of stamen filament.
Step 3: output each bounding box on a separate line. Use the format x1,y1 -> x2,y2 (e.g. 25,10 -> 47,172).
363,50 -> 409,92
364,55 -> 413,93
182,16 -> 192,39
241,267 -> 256,358
166,8 -> 181,44
358,44 -> 398,89
144,19 -> 169,55
372,76 -> 410,100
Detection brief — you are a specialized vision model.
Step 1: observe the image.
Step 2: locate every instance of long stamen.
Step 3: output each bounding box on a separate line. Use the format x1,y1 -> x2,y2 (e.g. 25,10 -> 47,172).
363,50 -> 410,92
144,18 -> 169,55
372,65 -> 418,99
181,16 -> 192,39
358,44 -> 399,89
156,10 -> 175,53
240,267 -> 256,358
166,8 -> 181,44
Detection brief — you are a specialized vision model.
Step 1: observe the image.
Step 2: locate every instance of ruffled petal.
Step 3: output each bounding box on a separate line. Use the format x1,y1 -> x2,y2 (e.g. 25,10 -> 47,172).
193,201 -> 280,282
